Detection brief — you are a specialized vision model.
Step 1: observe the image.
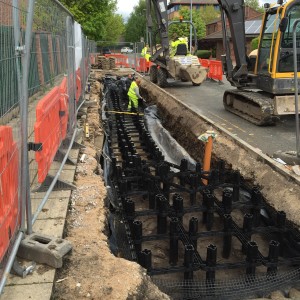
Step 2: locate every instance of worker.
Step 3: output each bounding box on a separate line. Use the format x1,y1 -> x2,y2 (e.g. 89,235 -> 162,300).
141,44 -> 151,62
170,34 -> 188,57
127,77 -> 144,112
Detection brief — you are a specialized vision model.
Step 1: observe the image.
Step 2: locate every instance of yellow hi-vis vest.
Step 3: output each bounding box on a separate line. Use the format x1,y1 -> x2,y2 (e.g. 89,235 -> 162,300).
127,81 -> 139,109
141,47 -> 147,57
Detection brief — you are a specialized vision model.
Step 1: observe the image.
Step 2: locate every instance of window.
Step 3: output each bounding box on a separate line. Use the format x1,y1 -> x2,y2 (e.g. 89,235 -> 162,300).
278,4 -> 300,72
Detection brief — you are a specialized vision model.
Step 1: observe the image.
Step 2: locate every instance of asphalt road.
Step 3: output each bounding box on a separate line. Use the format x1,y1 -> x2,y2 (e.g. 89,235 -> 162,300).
162,78 -> 298,157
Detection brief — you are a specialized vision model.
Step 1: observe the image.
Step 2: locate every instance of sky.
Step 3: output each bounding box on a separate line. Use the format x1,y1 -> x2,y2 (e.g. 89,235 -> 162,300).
116,0 -> 139,21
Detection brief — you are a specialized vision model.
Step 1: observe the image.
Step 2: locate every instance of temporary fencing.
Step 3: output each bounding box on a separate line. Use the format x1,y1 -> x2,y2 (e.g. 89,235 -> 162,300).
0,0 -> 96,294
199,58 -> 223,81
0,126 -> 19,262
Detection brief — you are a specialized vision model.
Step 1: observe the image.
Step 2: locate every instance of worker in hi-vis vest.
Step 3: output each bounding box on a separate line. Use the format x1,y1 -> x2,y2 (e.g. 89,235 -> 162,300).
141,44 -> 151,62
127,77 -> 144,112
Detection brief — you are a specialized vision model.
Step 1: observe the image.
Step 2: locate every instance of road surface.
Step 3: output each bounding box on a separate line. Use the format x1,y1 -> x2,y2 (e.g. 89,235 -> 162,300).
163,78 -> 298,157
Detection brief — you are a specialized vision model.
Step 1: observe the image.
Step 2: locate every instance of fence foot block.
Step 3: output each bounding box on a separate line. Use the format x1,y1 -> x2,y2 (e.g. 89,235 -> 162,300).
17,234 -> 72,268
54,149 -> 76,165
36,175 -> 76,192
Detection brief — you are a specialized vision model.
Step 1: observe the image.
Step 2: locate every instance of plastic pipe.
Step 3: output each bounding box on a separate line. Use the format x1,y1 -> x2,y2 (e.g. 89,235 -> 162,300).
202,136 -> 213,185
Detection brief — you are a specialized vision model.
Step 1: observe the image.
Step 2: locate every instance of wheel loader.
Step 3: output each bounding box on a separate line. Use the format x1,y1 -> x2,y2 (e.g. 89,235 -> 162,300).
146,0 -> 207,87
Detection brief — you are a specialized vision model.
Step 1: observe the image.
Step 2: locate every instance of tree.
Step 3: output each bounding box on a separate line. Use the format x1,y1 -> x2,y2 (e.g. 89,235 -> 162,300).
168,7 -> 206,41
60,0 -> 124,41
245,0 -> 264,12
199,6 -> 220,25
251,36 -> 260,50
124,0 -> 147,42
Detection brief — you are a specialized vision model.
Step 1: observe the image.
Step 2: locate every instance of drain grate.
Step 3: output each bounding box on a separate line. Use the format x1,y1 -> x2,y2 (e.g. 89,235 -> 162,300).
101,76 -> 300,299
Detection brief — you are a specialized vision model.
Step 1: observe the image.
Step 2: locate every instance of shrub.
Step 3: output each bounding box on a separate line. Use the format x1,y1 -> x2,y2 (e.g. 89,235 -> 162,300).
251,37 -> 259,50
195,50 -> 211,59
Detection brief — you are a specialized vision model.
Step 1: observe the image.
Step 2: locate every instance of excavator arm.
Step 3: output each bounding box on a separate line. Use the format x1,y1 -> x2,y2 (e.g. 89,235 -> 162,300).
146,0 -> 170,63
218,0 -> 249,86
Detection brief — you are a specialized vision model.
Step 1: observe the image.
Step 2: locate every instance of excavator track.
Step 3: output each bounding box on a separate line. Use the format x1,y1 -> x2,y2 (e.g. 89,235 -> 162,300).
223,89 -> 277,126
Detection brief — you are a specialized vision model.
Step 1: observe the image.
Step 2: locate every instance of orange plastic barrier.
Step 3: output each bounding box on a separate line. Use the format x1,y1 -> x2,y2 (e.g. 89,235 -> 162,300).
105,54 -> 129,67
35,87 -> 61,183
59,77 -> 69,140
75,68 -> 81,102
137,57 -> 147,72
0,126 -> 19,261
207,60 -> 223,81
199,58 -> 210,68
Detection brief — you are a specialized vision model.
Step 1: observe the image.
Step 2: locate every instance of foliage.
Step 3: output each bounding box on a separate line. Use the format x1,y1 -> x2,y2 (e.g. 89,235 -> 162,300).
60,0 -> 124,41
124,0 -> 147,42
195,50 -> 211,58
251,37 -> 260,50
168,7 -> 206,41
199,6 -> 220,25
245,0 -> 264,13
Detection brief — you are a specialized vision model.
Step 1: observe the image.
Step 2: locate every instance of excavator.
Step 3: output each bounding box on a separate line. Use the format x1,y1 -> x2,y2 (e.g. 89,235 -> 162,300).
146,0 -> 207,87
148,0 -> 300,125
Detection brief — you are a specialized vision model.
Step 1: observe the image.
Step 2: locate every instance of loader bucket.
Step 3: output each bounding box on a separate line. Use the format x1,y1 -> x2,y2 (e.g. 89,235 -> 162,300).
179,65 -> 207,85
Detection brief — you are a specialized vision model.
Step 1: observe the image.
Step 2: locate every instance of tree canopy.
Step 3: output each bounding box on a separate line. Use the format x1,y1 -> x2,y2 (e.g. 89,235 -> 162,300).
168,7 -> 206,41
245,0 -> 264,13
60,0 -> 125,42
124,0 -> 147,43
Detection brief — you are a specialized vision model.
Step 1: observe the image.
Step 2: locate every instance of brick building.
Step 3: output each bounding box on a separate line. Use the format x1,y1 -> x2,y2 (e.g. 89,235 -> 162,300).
200,6 -> 263,60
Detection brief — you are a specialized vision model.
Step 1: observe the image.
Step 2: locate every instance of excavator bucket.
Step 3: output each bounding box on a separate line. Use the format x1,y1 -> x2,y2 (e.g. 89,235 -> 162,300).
179,65 -> 207,86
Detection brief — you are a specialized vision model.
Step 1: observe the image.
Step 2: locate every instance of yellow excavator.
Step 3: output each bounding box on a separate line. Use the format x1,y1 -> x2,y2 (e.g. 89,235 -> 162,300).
219,0 -> 300,125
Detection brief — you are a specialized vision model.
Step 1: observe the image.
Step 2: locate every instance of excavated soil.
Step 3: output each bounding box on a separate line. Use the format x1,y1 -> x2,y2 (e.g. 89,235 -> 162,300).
53,70 -> 300,300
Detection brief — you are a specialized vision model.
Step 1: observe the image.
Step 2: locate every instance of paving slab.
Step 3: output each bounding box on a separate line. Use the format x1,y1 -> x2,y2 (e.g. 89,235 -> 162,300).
2,283 -> 53,300
31,197 -> 69,220
32,219 -> 66,238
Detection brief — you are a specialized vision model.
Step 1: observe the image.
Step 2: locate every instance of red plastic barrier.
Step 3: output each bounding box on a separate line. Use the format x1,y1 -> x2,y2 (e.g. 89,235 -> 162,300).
59,77 -> 69,140
207,60 -> 223,81
35,87 -> 61,183
199,58 -> 210,68
137,57 -> 147,72
0,126 -> 19,261
75,68 -> 81,102
105,54 -> 129,67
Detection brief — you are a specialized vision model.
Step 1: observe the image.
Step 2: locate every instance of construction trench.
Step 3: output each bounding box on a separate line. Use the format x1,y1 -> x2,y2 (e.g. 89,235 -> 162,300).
57,70 -> 300,300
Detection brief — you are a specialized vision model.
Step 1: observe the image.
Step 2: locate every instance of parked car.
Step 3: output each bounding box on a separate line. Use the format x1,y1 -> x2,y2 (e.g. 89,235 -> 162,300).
121,47 -> 133,53
102,47 -> 111,55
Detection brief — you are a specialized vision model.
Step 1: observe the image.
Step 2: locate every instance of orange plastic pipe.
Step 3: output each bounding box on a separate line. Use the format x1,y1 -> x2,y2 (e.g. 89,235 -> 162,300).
202,136 -> 213,185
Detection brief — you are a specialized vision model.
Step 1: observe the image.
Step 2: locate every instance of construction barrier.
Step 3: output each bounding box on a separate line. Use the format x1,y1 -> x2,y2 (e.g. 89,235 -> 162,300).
207,60 -> 223,81
59,77 -> 69,140
0,126 -> 19,261
105,54 -> 129,68
199,58 -> 223,81
136,57 -> 147,73
199,58 -> 210,68
34,87 -> 62,183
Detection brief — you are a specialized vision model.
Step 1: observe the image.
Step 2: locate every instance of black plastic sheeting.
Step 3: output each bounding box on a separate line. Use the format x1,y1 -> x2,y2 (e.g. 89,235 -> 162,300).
144,105 -> 196,171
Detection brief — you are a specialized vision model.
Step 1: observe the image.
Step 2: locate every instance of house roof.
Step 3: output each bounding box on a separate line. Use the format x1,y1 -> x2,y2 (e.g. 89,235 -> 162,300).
167,0 -> 218,8
202,19 -> 262,41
